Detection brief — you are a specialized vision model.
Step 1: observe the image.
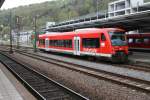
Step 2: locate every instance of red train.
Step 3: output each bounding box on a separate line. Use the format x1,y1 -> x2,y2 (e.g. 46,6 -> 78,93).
127,33 -> 150,51
38,28 -> 128,63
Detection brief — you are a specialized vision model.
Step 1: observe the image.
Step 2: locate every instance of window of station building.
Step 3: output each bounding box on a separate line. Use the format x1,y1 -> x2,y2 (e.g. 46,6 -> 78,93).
82,38 -> 100,48
39,39 -> 45,45
49,40 -> 72,48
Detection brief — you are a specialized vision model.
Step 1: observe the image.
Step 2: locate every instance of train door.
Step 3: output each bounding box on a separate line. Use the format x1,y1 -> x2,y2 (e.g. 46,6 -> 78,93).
45,38 -> 49,51
73,37 -> 80,55
100,33 -> 108,54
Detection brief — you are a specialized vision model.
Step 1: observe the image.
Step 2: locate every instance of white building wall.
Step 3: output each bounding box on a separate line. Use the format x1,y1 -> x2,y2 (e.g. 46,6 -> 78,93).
131,0 -> 144,7
108,0 -> 144,17
46,22 -> 55,29
12,31 -> 32,46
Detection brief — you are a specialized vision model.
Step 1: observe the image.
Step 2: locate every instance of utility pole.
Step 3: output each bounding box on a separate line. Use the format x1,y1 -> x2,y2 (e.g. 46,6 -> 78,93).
96,0 -> 99,19
33,16 -> 37,52
15,16 -> 21,49
9,10 -> 13,54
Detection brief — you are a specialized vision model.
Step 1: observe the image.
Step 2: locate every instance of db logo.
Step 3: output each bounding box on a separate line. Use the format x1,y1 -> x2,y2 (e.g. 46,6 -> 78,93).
83,48 -> 97,53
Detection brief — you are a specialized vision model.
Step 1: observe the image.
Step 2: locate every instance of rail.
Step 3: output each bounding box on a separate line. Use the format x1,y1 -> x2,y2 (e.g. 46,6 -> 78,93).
0,52 -> 89,100
14,50 -> 150,94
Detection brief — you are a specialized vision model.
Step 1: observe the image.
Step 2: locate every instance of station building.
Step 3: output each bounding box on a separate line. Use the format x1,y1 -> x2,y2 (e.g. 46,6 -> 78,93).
12,31 -> 33,46
108,0 -> 144,17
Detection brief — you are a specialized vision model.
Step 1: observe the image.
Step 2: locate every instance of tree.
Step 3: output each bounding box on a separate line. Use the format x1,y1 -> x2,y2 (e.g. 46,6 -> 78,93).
0,0 -> 116,31
1,26 -> 10,40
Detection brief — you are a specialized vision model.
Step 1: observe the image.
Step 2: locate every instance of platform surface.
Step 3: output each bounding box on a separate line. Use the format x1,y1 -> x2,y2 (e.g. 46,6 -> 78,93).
0,63 -> 36,100
129,52 -> 150,65
0,69 -> 23,100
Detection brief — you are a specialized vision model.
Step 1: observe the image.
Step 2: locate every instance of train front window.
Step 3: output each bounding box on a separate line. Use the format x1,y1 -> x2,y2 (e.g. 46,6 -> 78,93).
109,31 -> 127,46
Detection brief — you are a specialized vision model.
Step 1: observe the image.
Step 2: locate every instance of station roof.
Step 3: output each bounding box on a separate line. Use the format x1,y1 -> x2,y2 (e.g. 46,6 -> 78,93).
47,10 -> 150,32
0,0 -> 5,8
47,3 -> 150,32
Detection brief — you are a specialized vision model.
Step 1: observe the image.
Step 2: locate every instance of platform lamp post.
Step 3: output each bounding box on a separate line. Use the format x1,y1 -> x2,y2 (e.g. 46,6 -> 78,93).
9,10 -> 13,54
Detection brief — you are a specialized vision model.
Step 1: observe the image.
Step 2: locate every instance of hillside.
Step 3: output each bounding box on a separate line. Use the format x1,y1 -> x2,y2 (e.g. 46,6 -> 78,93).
0,0 -> 150,31
0,0 -> 116,31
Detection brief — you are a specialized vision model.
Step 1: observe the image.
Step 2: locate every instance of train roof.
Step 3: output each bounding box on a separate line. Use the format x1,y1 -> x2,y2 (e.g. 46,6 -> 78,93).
127,33 -> 150,38
39,28 -> 124,38
75,28 -> 124,32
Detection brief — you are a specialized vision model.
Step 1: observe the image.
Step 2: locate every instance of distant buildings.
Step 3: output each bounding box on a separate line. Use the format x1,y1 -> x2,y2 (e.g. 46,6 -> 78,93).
46,22 -> 55,30
12,31 -> 32,46
108,0 -> 150,33
108,0 -> 144,17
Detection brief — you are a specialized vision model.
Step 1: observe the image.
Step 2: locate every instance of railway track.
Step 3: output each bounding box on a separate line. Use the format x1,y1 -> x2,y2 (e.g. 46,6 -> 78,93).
1,45 -> 150,72
115,64 -> 150,73
1,45 -> 150,74
1,46 -> 150,93
12,50 -> 150,94
0,52 -> 89,100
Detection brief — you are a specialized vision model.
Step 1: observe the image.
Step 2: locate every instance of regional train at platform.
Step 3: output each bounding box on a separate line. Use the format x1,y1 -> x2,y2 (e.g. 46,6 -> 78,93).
127,33 -> 150,52
38,28 -> 128,63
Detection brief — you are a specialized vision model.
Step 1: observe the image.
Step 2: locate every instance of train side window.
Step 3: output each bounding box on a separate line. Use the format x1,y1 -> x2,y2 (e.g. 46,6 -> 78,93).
39,40 -> 40,44
50,40 -> 53,46
66,40 -> 72,48
49,40 -> 51,46
52,40 -> 55,46
144,38 -> 149,43
135,38 -> 142,43
69,40 -> 72,48
101,34 -> 106,41
43,40 -> 45,45
49,39 -> 72,48
82,38 -> 100,48
39,39 -> 45,45
62,40 -> 72,48
128,38 -> 133,43
54,40 -> 57,46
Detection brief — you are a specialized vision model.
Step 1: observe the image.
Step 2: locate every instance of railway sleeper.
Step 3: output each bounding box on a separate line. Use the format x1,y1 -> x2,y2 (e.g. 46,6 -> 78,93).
32,85 -> 57,90
22,76 -> 42,80
39,89 -> 60,94
42,91 -> 69,99
46,95 -> 71,100
16,75 -> 39,80
26,80 -> 47,84
31,83 -> 54,87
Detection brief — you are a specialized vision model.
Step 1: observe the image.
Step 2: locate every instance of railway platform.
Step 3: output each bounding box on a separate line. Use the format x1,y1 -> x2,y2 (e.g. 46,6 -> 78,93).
129,52 -> 150,66
0,63 -> 36,100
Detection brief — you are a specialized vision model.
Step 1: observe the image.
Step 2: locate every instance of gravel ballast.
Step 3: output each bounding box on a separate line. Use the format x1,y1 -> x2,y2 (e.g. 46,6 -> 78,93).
9,52 -> 150,100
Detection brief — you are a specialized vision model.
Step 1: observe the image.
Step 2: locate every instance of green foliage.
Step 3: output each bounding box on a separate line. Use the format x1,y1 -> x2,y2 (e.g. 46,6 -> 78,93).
0,0 -> 116,31
0,26 -> 10,40
144,0 -> 150,2
1,26 -> 10,35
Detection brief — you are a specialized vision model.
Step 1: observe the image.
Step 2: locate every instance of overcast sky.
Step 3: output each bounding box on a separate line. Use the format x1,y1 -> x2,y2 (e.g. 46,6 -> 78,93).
1,0 -> 52,9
